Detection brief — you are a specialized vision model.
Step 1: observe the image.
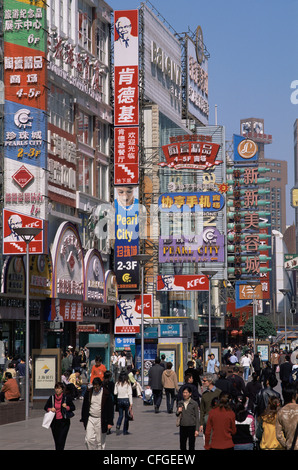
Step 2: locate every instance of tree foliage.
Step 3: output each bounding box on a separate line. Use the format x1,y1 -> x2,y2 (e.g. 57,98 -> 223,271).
242,316 -> 276,339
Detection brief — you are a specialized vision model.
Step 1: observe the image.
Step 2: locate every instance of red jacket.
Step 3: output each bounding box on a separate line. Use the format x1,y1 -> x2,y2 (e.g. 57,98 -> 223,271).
205,406 -> 236,450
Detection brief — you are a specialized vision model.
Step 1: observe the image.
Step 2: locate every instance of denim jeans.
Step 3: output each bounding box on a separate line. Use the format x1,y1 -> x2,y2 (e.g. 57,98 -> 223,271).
243,367 -> 250,381
164,388 -> 175,413
116,398 -> 130,432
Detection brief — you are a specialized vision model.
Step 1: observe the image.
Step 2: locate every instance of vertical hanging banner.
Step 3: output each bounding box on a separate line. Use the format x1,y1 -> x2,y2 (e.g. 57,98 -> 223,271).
114,10 -> 140,290
3,0 -> 47,240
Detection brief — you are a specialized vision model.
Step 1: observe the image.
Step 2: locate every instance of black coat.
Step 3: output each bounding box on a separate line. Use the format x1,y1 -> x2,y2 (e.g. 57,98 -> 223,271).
148,364 -> 164,390
44,393 -> 75,420
80,386 -> 114,433
279,361 -> 293,383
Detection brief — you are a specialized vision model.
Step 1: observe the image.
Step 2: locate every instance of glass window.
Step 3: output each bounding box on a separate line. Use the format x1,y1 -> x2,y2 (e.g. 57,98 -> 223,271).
78,0 -> 93,53
77,111 -> 93,146
78,154 -> 93,194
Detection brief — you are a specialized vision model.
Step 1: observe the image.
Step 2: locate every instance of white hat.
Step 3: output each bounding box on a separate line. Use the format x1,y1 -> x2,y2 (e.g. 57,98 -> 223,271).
68,345 -> 73,349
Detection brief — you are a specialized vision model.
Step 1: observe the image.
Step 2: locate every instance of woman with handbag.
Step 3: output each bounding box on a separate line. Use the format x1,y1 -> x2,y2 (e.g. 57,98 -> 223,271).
44,382 -> 75,450
114,372 -> 133,435
176,386 -> 200,451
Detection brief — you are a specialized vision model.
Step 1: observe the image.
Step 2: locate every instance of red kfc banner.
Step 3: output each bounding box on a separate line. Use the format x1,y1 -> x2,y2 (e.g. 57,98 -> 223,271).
160,141 -> 221,170
115,293 -> 152,334
114,127 -> 139,185
114,65 -> 139,127
157,274 -> 209,291
3,209 -> 44,255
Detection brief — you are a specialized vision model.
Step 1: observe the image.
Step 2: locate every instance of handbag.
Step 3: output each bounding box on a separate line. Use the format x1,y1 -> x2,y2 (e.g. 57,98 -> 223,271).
42,396 -> 55,429
128,408 -> 134,421
176,413 -> 182,427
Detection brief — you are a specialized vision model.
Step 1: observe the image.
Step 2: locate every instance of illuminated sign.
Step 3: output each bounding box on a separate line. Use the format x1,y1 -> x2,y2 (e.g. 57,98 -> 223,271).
3,208 -> 44,255
157,274 -> 209,291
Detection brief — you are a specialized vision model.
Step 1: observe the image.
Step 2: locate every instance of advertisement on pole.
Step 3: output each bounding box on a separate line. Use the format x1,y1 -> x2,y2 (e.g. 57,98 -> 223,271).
114,186 -> 139,290
3,208 -> 44,255
114,127 -> 139,185
115,293 -> 153,334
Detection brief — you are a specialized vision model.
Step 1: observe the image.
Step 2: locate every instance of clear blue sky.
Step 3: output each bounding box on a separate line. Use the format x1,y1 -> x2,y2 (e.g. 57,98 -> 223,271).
110,0 -> 298,226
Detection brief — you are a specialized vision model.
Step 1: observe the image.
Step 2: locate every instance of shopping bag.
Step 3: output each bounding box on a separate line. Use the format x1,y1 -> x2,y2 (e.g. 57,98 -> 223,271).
42,410 -> 55,429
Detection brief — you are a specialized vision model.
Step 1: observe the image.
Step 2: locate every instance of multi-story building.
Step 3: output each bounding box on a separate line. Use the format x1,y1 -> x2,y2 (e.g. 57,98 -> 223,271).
0,0 -> 117,357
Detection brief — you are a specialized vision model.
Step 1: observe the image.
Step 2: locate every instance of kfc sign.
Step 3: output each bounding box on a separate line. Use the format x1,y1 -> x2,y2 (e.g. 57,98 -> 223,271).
157,274 -> 209,291
3,209 -> 44,255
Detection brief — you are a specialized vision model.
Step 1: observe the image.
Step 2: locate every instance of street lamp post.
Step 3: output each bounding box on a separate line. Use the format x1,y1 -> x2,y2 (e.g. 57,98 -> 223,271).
132,253 -> 152,389
201,270 -> 218,354
14,227 -> 42,419
279,288 -> 291,351
246,280 -> 260,354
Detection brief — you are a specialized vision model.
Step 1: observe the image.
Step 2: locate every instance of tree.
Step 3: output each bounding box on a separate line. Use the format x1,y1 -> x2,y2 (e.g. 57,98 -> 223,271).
242,316 -> 276,340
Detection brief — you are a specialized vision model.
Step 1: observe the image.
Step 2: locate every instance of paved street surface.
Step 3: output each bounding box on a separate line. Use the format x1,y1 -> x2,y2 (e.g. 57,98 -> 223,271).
0,394 -> 205,451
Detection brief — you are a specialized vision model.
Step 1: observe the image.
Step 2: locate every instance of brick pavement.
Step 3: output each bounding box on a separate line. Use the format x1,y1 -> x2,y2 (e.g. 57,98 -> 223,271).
0,393 -> 205,451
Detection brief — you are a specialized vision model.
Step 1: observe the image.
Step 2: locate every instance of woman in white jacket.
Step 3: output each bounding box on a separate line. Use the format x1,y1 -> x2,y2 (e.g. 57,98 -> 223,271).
114,372 -> 133,435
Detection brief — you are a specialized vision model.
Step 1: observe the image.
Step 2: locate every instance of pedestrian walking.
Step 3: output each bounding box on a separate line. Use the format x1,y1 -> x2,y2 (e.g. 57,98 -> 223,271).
184,360 -> 202,388
252,351 -> 262,378
233,396 -> 255,450
128,367 -> 143,398
44,382 -> 75,450
207,353 -> 220,374
244,371 -> 262,414
199,373 -> 222,434
254,373 -> 281,418
90,356 -> 107,384
177,373 -> 201,406
148,357 -> 164,413
240,352 -> 252,381
276,383 -> 298,450
161,362 -> 179,413
226,366 -> 246,401
279,355 -> 292,401
215,370 -> 233,396
204,393 -> 236,450
80,377 -> 114,450
114,372 -> 133,435
256,396 -> 284,450
176,386 -> 200,451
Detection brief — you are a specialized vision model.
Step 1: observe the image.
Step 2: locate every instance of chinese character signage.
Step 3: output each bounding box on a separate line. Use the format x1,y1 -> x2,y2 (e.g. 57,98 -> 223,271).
114,127 -> 139,184
160,139 -> 221,171
159,192 -> 225,213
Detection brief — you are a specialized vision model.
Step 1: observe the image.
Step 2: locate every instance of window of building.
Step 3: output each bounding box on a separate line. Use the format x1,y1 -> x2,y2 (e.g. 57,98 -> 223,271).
78,0 -> 93,53
77,111 -> 93,146
78,155 -> 93,194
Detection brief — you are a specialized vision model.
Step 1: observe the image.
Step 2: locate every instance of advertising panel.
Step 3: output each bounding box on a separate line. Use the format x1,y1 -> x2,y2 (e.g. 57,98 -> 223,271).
84,249 -> 105,303
159,228 -> 225,263
51,222 -> 84,300
187,33 -> 209,125
114,10 -> 139,127
114,186 -> 139,290
4,100 -> 47,168
157,274 -> 209,291
143,4 -> 182,126
159,191 -> 225,213
49,298 -> 83,322
115,293 -> 152,334
160,138 -> 221,171
114,126 -> 139,185
4,159 -> 46,218
3,208 -> 44,254
233,134 -> 258,162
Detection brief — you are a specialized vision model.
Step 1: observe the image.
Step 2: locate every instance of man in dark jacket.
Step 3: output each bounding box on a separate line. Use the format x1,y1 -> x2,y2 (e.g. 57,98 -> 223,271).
226,367 -> 246,400
215,370 -> 233,396
279,355 -> 292,388
254,373 -> 281,418
80,377 -> 114,450
252,351 -> 262,377
148,357 -> 164,413
184,361 -> 202,388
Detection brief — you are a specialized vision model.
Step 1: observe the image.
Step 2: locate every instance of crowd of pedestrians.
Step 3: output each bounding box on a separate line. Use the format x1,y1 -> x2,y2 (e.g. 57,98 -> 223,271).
3,343 -> 298,451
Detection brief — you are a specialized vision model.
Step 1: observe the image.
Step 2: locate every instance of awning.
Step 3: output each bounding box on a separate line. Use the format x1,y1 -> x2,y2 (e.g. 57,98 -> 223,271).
85,342 -> 108,348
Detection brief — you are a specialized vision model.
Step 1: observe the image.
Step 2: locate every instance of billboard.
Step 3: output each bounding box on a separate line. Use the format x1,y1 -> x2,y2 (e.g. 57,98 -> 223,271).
233,134 -> 258,162
114,186 -> 139,290
160,138 -> 221,171
3,208 -> 44,255
114,127 -> 139,185
115,293 -> 153,334
187,32 -> 209,125
157,274 -> 209,291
